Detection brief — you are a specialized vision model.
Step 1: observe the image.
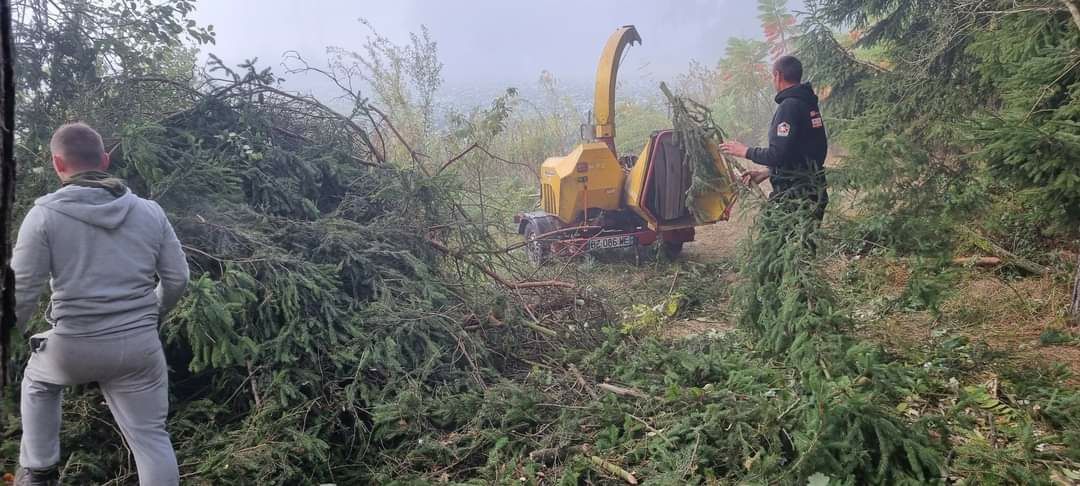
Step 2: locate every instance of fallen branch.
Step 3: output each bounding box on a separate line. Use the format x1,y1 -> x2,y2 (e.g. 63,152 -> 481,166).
128,76 -> 388,165
730,163 -> 768,200
569,364 -> 599,400
1070,254 -> 1080,325
516,302 -> 561,337
270,126 -> 380,168
437,142 -> 478,175
528,444 -> 584,464
474,144 -> 540,181
598,382 -> 653,400
367,104 -> 429,176
961,227 -> 1048,275
952,256 -> 1002,267
241,84 -> 384,164
246,360 -> 262,410
451,225 -> 604,257
628,413 -> 673,446
1063,0 -> 1080,32
588,455 -> 639,485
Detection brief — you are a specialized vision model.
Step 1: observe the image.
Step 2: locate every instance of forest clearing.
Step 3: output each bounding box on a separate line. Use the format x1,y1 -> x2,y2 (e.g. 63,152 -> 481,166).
0,0 -> 1078,485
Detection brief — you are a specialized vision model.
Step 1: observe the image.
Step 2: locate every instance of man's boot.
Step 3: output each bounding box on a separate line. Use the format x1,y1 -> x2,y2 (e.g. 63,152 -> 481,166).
13,466 -> 59,486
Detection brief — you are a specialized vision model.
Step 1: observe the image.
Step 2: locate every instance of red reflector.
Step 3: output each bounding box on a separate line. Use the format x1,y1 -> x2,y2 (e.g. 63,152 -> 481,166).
576,163 -> 589,173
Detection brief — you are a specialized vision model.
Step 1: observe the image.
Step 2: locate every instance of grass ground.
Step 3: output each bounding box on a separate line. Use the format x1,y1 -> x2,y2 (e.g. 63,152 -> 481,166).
605,211 -> 1080,382
550,210 -> 1080,484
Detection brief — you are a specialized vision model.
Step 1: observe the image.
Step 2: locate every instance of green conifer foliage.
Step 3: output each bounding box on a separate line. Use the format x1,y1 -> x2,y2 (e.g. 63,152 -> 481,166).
736,200 -> 943,484
799,0 -> 1080,250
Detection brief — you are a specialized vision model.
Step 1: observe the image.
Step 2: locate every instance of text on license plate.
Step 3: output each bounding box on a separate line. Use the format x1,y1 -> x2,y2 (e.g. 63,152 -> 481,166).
587,235 -> 636,251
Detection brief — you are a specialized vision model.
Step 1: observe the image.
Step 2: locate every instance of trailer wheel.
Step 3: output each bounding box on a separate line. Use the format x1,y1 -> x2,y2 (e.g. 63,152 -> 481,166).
661,241 -> 683,260
524,221 -> 549,266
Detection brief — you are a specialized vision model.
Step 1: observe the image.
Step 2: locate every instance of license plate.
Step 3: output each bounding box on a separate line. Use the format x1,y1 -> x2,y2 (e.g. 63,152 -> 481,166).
587,235 -> 636,251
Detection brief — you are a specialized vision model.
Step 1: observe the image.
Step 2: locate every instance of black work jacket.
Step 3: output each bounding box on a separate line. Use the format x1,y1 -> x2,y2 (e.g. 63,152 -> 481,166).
747,83 -> 829,201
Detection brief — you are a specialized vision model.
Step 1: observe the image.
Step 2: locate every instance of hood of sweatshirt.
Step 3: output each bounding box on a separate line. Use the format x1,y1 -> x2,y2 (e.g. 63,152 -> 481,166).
35,185 -> 136,230
775,82 -> 820,107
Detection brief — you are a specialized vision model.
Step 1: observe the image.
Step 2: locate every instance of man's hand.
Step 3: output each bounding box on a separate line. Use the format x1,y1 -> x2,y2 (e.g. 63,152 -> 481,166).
720,141 -> 750,159
740,170 -> 769,186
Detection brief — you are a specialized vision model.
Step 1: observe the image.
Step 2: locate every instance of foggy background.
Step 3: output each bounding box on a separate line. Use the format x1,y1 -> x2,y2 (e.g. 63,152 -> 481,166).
195,0 -> 784,106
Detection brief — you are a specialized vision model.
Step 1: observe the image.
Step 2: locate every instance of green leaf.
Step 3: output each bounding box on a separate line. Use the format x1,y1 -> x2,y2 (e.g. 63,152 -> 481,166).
807,472 -> 831,486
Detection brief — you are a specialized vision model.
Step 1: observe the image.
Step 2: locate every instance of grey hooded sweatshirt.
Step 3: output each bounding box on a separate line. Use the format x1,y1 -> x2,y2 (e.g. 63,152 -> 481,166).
12,184 -> 189,337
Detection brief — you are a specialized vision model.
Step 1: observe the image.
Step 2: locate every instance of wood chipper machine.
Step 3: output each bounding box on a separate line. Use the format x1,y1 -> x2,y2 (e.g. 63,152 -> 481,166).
514,25 -> 740,264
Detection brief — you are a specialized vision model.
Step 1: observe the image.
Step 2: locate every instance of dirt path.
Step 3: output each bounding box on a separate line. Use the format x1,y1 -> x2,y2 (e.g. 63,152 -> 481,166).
683,177 -> 768,263
683,209 -> 754,263
659,208 -> 756,340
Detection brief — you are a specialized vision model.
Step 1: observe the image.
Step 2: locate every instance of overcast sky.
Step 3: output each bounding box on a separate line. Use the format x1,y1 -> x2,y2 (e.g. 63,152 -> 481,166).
194,0 -> 779,91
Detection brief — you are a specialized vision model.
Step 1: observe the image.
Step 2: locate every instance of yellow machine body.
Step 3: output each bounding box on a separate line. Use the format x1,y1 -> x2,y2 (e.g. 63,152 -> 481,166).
539,25 -> 640,225
534,24 -> 738,232
539,143 -> 624,223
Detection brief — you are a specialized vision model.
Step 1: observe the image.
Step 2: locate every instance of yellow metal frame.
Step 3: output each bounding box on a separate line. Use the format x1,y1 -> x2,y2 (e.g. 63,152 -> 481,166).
593,25 -> 641,145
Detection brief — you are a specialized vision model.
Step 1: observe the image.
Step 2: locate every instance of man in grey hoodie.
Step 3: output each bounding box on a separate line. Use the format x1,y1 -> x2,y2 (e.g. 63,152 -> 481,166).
12,123 -> 189,486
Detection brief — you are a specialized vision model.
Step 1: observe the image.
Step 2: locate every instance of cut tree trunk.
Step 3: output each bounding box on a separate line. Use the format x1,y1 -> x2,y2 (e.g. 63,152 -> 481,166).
0,0 -> 16,389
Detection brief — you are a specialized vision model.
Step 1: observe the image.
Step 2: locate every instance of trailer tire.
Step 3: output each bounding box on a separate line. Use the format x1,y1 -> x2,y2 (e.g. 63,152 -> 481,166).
524,221 -> 550,266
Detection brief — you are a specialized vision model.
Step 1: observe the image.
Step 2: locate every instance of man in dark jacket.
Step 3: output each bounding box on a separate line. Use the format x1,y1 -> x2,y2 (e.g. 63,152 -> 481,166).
721,55 -> 829,221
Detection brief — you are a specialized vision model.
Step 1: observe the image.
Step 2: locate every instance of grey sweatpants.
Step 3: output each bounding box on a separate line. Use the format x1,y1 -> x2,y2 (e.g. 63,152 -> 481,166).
20,326 -> 178,485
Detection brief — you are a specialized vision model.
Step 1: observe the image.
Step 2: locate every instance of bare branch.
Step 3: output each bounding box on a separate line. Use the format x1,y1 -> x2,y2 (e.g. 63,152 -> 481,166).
367,103 -> 430,176
425,237 -> 575,290
1062,0 -> 1080,31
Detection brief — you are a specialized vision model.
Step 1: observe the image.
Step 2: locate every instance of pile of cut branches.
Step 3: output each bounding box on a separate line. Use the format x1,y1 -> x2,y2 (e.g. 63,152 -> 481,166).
0,60 -> 595,484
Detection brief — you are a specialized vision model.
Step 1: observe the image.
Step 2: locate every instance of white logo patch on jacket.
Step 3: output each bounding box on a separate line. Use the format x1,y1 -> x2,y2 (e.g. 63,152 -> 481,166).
810,111 -> 824,128
777,122 -> 791,137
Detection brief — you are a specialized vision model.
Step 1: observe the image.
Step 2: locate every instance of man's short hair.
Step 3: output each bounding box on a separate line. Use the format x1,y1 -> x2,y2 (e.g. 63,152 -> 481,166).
773,56 -> 803,84
50,122 -> 105,169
